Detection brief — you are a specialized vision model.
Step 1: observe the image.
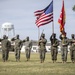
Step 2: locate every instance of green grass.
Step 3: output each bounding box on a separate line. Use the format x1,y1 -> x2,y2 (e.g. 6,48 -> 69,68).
0,52 -> 75,75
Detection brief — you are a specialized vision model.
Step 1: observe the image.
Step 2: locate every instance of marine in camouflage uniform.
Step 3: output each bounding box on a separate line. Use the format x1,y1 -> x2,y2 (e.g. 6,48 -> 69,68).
69,34 -> 75,63
14,35 -> 22,61
24,37 -> 32,61
1,35 -> 11,62
59,31 -> 68,63
38,33 -> 47,63
50,33 -> 59,63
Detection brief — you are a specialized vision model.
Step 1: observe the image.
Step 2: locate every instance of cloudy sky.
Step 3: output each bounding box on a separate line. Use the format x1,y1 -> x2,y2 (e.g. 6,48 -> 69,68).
0,0 -> 75,41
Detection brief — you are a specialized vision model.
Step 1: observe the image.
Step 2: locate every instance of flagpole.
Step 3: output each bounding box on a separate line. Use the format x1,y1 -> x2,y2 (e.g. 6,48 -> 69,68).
52,0 -> 54,34
38,27 -> 40,40
52,21 -> 54,34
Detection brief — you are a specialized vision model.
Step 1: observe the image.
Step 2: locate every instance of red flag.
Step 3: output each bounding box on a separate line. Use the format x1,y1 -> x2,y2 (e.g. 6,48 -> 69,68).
34,1 -> 53,27
58,0 -> 66,32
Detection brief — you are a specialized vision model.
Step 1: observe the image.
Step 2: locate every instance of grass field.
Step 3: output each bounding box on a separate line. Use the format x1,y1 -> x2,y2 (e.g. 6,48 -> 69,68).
0,52 -> 75,75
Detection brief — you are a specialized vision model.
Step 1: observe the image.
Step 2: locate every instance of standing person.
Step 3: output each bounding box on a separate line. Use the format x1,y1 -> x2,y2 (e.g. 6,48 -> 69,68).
24,36 -> 32,61
1,35 -> 11,62
14,35 -> 22,62
59,31 -> 68,63
38,33 -> 47,63
50,33 -> 59,63
69,34 -> 75,63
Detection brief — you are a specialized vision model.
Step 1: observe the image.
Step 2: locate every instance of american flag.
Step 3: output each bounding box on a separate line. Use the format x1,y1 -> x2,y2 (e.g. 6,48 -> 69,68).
34,0 -> 53,27
34,10 -> 44,19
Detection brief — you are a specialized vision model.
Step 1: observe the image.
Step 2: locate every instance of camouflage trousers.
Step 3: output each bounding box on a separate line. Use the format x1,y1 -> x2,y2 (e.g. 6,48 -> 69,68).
70,49 -> 75,62
15,49 -> 20,61
39,50 -> 46,63
25,49 -> 31,61
51,46 -> 58,61
61,46 -> 68,62
2,50 -> 9,62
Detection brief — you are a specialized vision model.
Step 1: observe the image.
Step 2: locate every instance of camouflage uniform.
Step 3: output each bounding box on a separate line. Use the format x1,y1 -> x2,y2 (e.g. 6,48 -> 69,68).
69,34 -> 75,63
38,33 -> 47,63
60,32 -> 68,63
50,33 -> 59,63
14,35 -> 22,61
1,35 -> 11,62
24,37 -> 32,61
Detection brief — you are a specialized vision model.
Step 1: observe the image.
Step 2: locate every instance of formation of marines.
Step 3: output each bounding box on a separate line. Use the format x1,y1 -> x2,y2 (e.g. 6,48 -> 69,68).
0,32 -> 75,63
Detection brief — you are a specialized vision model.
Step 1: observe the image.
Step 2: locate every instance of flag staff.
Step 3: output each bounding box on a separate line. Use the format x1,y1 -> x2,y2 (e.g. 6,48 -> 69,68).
52,0 -> 54,34
38,27 -> 40,40
52,19 -> 54,34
